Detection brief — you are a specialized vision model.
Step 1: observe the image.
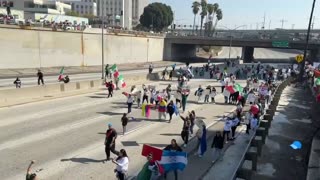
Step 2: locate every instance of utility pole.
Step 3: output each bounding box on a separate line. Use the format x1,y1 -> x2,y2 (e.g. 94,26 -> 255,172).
300,0 -> 317,81
280,19 -> 288,29
101,6 -> 105,79
269,20 -> 272,29
262,13 -> 266,29
311,16 -> 316,29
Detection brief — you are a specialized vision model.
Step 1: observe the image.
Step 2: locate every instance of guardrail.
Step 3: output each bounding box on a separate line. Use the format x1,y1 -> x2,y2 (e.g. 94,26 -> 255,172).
230,79 -> 289,180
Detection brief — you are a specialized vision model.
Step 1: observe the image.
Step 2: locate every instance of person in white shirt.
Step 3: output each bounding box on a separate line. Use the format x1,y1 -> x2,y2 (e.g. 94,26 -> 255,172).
112,149 -> 129,180
247,90 -> 256,105
223,116 -> 233,143
210,87 -> 217,104
127,94 -> 134,114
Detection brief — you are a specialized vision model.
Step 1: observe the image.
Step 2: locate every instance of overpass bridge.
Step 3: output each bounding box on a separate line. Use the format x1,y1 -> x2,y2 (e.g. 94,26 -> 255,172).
163,35 -> 320,63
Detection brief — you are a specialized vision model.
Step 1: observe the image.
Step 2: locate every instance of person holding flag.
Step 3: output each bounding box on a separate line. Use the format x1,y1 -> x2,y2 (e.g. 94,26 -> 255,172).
163,139 -> 183,180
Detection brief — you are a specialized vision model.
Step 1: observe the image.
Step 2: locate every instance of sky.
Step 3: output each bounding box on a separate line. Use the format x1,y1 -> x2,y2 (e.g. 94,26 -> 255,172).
150,0 -> 320,30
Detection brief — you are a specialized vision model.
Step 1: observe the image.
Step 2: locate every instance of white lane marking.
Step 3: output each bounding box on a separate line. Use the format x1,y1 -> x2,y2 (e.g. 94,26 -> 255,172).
0,115 -> 106,151
0,98 -> 107,127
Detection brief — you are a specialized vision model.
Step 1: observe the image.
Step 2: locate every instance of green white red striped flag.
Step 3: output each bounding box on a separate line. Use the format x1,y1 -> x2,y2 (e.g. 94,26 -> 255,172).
110,64 -> 117,72
58,67 -> 64,80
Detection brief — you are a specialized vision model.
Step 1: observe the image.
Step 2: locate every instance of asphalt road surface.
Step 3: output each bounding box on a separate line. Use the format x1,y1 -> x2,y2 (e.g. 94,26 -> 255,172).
0,48 -> 298,89
0,77 -> 248,180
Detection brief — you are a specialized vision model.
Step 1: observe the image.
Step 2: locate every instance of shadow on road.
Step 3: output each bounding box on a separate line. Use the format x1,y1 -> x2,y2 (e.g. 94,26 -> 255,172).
61,158 -> 105,164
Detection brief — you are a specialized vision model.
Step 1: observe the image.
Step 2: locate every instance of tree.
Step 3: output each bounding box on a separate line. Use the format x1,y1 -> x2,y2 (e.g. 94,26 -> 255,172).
192,1 -> 200,35
206,4 -> 214,36
213,9 -> 223,32
139,3 -> 173,32
65,11 -> 80,17
200,0 -> 207,36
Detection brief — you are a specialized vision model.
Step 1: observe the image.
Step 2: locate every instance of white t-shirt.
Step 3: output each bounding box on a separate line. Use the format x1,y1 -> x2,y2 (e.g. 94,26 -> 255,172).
247,93 -> 256,103
127,96 -> 134,103
116,157 -> 129,173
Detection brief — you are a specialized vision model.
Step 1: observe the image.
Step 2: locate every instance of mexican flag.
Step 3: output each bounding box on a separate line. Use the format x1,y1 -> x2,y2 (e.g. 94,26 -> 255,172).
315,77 -> 320,86
110,64 -> 117,72
113,71 -> 119,78
225,85 -> 236,94
118,75 -> 126,88
234,83 -> 243,93
58,67 -> 64,80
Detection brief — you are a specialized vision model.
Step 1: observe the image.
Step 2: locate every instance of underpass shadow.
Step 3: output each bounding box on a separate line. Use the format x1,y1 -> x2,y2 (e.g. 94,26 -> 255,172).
61,158 -> 105,164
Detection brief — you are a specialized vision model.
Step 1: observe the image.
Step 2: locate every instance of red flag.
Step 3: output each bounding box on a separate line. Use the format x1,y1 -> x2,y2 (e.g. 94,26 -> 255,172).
314,70 -> 320,78
226,86 -> 236,94
114,71 -> 119,78
141,144 -> 163,161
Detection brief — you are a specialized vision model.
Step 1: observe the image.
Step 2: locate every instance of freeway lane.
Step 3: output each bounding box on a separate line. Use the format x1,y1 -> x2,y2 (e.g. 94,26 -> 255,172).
216,47 -> 301,59
0,48 -> 298,89
0,66 -> 170,90
0,75 -> 244,179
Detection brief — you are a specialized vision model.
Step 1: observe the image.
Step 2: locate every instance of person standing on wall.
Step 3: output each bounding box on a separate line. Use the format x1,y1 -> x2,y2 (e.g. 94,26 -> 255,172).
105,123 -> 119,161
37,70 -> 44,85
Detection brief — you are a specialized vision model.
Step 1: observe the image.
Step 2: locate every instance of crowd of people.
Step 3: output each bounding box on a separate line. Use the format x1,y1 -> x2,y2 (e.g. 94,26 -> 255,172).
97,60 -> 295,180
24,60 -> 297,180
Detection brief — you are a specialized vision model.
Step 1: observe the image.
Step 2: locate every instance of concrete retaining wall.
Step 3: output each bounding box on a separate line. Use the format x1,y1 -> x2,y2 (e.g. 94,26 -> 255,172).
0,72 -> 162,107
0,27 -> 164,69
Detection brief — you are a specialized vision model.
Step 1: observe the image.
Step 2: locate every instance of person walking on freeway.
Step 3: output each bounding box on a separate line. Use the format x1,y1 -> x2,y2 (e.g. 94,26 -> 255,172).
180,115 -> 191,147
104,123 -> 119,161
211,131 -> 224,163
112,149 -> 129,180
127,94 -> 134,114
121,113 -> 129,135
37,70 -> 44,85
14,77 -> 21,88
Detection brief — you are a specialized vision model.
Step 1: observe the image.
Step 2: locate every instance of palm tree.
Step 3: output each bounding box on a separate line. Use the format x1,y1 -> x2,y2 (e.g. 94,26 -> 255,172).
200,0 -> 207,36
206,4 -> 214,36
192,1 -> 200,35
209,3 -> 219,36
213,9 -> 223,32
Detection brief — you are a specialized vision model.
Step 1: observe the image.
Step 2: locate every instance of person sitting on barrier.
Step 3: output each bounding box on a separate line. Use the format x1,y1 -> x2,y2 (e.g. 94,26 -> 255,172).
63,75 -> 70,84
13,77 -> 21,88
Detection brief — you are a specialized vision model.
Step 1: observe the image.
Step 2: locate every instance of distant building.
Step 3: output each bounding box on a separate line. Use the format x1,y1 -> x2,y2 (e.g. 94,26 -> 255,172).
7,0 -> 72,15
62,0 -> 97,16
97,0 -> 148,30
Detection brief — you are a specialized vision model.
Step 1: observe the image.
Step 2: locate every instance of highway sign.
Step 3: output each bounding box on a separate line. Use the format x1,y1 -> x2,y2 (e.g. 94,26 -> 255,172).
295,54 -> 304,63
272,41 -> 289,48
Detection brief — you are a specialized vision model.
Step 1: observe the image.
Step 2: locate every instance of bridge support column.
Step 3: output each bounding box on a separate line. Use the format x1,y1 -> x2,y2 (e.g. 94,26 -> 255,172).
310,48 -> 320,62
242,46 -> 254,63
164,41 -> 196,61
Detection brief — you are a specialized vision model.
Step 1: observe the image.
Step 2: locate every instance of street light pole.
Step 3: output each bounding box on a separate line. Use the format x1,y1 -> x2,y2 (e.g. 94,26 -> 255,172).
228,33 -> 232,60
101,15 -> 105,79
300,0 -> 317,81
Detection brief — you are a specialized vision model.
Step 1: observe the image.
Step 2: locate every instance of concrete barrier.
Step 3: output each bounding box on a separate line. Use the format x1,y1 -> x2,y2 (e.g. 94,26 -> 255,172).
0,71 -> 161,107
256,127 -> 267,144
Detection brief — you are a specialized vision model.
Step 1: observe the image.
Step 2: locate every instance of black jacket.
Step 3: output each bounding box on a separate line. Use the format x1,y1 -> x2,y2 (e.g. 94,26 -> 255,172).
211,135 -> 224,149
164,145 -> 182,152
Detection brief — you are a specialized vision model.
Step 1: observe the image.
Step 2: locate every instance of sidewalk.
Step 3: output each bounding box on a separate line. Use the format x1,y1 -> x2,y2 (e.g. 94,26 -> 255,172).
250,86 -> 318,180
0,61 -> 183,79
